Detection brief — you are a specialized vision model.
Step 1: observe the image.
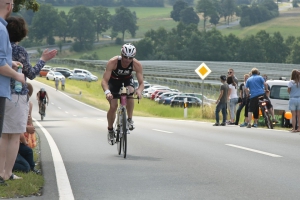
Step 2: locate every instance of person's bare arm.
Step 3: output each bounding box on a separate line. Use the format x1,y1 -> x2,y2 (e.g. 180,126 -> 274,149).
0,64 -> 25,84
227,87 -> 232,100
101,56 -> 117,101
133,59 -> 144,99
216,90 -> 224,104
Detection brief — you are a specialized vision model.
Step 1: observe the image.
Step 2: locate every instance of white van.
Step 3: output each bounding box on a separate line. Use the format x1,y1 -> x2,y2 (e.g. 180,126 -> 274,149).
267,80 -> 289,112
73,68 -> 98,81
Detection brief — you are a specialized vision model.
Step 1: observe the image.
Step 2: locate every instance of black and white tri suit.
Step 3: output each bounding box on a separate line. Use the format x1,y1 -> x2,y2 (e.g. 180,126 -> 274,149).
108,56 -> 135,97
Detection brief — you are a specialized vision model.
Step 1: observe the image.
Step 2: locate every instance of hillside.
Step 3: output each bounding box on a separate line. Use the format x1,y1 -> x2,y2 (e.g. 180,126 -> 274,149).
221,7 -> 300,39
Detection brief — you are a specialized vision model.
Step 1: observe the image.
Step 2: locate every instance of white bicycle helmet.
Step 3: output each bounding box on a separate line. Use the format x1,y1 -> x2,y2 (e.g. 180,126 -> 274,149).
40,88 -> 45,92
121,43 -> 136,58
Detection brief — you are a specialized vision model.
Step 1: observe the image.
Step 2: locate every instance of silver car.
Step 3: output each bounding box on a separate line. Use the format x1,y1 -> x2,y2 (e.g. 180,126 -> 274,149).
68,73 -> 92,82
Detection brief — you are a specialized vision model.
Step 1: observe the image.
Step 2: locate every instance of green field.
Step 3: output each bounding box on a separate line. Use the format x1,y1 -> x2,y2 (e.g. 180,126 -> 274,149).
55,5 -> 300,40
63,44 -> 121,60
221,8 -> 300,39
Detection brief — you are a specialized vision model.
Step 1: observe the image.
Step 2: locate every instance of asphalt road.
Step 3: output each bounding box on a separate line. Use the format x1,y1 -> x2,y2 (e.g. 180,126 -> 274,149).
24,79 -> 300,200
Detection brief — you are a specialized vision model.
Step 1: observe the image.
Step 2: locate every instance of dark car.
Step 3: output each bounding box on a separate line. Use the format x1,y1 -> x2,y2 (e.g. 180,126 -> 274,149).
56,70 -> 73,78
155,92 -> 179,104
162,96 -> 176,105
170,96 -> 202,107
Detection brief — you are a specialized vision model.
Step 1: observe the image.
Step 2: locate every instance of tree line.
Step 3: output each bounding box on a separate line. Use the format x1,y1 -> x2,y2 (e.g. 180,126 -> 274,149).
13,2 -> 300,64
134,22 -> 300,64
42,0 -> 164,7
17,4 -> 138,52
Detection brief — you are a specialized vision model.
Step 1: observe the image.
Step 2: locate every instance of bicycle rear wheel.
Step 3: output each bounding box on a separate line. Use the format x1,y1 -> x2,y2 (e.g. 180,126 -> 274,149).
122,109 -> 127,158
263,110 -> 273,129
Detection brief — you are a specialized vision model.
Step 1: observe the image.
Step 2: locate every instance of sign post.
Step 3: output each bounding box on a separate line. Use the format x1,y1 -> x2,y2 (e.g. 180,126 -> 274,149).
195,63 -> 212,117
184,98 -> 187,118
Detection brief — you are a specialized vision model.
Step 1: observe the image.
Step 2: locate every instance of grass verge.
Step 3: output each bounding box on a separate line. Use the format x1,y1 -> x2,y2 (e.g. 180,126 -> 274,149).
0,134 -> 43,198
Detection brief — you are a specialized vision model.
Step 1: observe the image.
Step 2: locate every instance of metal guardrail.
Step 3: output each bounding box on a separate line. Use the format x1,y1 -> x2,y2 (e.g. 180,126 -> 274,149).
58,59 -> 300,82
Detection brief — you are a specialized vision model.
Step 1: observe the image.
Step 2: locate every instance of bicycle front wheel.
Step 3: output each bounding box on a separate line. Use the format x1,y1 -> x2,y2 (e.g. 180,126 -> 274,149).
117,130 -> 122,155
122,109 -> 127,158
41,105 -> 45,121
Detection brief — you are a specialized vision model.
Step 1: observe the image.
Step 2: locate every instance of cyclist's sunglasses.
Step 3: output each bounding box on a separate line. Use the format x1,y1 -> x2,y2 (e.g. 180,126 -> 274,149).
122,56 -> 133,60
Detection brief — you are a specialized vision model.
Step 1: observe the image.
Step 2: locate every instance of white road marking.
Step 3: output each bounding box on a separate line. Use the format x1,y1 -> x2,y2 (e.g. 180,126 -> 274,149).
51,102 -> 54,105
65,111 -> 68,114
33,118 -> 74,200
58,107 -> 61,109
226,144 -> 282,158
97,119 -> 104,121
152,129 -> 173,133
73,115 -> 77,117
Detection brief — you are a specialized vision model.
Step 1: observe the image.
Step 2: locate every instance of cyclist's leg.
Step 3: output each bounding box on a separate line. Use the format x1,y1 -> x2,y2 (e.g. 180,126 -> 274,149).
125,78 -> 135,119
126,86 -> 135,119
107,99 -> 118,129
38,100 -> 42,113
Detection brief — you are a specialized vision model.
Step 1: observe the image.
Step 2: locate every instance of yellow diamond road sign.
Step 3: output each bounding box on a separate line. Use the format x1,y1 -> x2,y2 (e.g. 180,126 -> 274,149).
195,62 -> 211,80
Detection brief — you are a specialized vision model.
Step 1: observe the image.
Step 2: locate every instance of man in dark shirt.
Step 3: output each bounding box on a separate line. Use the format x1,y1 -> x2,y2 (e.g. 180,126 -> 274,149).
101,43 -> 144,145
213,75 -> 229,126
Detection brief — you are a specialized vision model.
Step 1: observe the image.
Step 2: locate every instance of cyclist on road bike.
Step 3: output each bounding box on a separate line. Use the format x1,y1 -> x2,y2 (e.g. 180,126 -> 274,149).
101,43 -> 144,145
36,88 -> 49,115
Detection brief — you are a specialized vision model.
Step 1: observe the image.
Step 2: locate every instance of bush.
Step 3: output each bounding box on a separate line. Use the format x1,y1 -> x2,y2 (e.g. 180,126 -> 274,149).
115,37 -> 123,45
79,52 -> 99,60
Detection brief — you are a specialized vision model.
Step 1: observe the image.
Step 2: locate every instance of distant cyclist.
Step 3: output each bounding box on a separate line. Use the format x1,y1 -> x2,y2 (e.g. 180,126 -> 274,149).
36,88 -> 49,114
101,43 -> 144,145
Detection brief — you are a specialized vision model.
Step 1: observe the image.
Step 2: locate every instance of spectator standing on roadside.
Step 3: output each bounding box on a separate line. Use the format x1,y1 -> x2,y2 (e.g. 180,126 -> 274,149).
13,82 -> 39,173
236,74 -> 250,126
0,1 -> 27,186
0,16 -> 56,183
227,68 -> 238,86
61,77 -> 65,90
227,68 -> 238,122
227,76 -> 238,125
55,77 -> 59,90
287,70 -> 300,132
213,75 -> 229,126
244,68 -> 268,128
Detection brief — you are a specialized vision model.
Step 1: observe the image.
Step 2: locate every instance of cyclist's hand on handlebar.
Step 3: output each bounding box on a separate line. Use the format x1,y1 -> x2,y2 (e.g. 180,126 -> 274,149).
135,90 -> 142,99
106,93 -> 113,101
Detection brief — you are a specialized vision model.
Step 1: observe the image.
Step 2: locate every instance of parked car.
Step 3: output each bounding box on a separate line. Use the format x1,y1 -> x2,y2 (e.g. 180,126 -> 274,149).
52,67 -> 71,72
68,73 -> 92,82
134,80 -> 151,89
46,71 -> 65,81
42,65 -> 52,70
39,68 -> 50,77
73,68 -> 98,81
163,96 -> 176,105
145,85 -> 170,98
179,93 -> 215,103
155,92 -> 180,104
151,89 -> 170,100
267,80 -> 291,122
170,96 -> 211,107
55,70 -> 73,78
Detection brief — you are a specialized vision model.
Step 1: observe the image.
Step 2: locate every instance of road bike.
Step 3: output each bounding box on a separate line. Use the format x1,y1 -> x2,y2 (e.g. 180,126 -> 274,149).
39,98 -> 47,121
258,96 -> 273,129
112,83 -> 139,158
